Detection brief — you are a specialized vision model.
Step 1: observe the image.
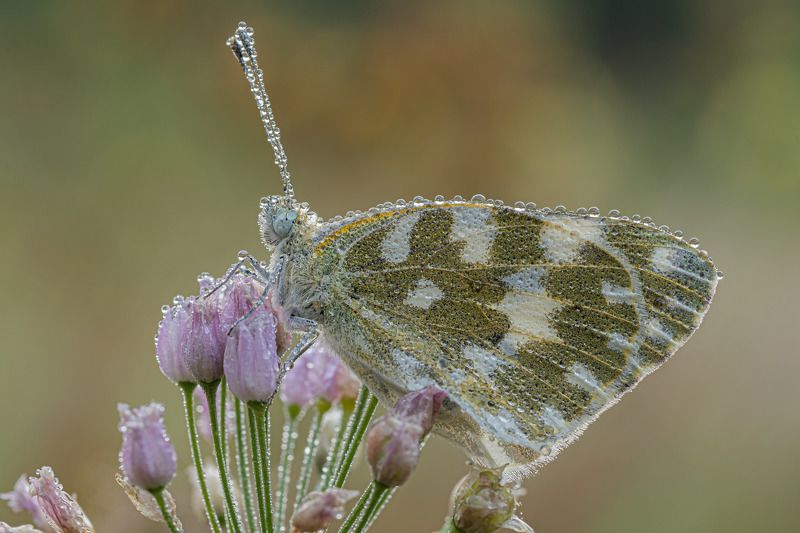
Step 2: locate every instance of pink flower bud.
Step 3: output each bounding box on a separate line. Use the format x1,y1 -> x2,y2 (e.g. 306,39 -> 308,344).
223,311 -> 280,403
27,467 -> 93,533
280,340 -> 360,407
365,415 -> 423,487
155,298 -> 195,384
1,475 -> 50,532
118,403 -> 177,491
290,488 -> 358,532
393,385 -> 447,437
184,300 -> 226,383
218,273 -> 292,354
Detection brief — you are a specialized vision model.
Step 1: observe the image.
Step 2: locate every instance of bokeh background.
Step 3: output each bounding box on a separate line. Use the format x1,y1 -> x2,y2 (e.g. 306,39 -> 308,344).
2,1 -> 799,531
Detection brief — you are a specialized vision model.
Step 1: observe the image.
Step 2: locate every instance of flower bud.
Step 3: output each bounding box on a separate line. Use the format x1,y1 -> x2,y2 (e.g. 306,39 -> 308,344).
452,468 -> 528,533
184,300 -> 226,383
28,467 -> 94,533
365,415 -> 423,487
118,403 -> 177,491
393,385 -> 447,437
155,298 -> 195,384
218,273 -> 292,354
290,488 -> 358,532
1,475 -> 49,531
280,340 -> 360,407
223,311 -> 280,403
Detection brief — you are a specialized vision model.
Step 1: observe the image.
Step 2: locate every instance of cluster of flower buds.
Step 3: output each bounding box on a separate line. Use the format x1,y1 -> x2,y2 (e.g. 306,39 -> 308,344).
365,386 -> 447,487
1,467 -> 94,533
450,467 -> 533,533
155,272 -> 290,395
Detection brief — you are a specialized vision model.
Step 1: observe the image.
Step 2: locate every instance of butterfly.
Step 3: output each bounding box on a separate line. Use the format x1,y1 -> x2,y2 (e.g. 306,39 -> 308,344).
226,23 -> 720,478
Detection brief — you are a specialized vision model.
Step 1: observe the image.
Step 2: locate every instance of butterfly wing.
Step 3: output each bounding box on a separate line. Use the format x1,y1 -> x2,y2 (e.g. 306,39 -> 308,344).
310,200 -> 719,477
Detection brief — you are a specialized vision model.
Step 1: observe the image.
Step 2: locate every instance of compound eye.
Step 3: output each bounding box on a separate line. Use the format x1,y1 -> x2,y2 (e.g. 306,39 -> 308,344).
271,208 -> 297,239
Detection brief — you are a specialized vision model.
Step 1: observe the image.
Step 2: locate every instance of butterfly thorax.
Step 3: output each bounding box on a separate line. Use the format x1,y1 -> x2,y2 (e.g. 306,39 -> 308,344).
275,210 -> 333,323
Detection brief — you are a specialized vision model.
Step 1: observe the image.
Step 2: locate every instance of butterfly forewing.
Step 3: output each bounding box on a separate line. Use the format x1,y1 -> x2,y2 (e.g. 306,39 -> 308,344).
306,201 -> 718,475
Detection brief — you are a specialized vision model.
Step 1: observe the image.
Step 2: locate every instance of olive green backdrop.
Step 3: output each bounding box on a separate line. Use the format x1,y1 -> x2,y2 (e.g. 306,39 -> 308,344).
1,1 -> 798,531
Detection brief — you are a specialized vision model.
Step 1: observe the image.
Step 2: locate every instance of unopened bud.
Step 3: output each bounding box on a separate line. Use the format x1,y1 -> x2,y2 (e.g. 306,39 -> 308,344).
365,415 -> 422,487
117,403 -> 177,491
290,488 -> 358,532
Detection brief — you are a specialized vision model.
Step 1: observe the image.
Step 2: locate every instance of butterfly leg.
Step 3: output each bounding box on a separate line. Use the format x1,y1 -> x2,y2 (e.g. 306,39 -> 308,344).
205,251 -> 273,298
226,255 -> 287,335
267,327 -> 319,406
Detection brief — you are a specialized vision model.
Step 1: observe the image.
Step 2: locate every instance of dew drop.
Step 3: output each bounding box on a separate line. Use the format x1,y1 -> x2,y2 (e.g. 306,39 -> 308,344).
588,206 -> 600,216
608,209 -> 620,217
716,270 -> 725,280
471,194 -> 486,202
434,195 -> 445,202
688,237 -> 701,248
237,250 -> 249,260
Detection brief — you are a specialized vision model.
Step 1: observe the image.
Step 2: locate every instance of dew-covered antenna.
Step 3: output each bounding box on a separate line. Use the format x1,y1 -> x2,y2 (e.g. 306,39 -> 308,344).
227,22 -> 295,202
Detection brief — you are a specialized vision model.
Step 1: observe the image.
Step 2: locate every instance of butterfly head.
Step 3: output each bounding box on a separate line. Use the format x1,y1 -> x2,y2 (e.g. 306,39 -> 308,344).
259,195 -> 299,248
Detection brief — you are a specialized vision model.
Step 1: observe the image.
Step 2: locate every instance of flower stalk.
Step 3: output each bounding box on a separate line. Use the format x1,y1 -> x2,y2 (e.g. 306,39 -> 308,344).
235,399 -> 258,532
151,488 -> 181,533
249,401 -> 275,533
275,405 -> 302,532
332,390 -> 378,488
202,381 -> 244,533
349,482 -> 389,533
292,406 -> 325,513
180,382 -> 222,533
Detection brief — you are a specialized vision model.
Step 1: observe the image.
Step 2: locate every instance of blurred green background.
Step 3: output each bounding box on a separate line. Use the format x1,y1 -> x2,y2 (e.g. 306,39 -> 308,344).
1,1 -> 799,531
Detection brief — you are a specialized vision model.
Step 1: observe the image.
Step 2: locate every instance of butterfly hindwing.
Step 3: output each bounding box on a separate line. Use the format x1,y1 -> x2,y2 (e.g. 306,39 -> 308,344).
306,201 -> 718,475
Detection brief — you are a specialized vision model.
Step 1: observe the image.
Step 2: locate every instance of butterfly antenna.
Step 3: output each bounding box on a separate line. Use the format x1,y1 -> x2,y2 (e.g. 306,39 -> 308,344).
227,22 -> 295,203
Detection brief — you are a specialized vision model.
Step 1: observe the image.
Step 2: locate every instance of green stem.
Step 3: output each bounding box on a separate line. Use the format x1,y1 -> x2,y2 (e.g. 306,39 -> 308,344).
235,400 -> 258,532
360,485 -> 395,531
179,382 -> 222,533
263,410 -> 275,533
337,482 -> 374,533
292,407 -> 324,512
319,403 -> 353,491
350,482 -> 388,533
333,392 -> 378,489
220,379 -> 229,465
202,381 -> 244,533
249,408 -> 268,533
250,402 -> 275,533
151,487 -> 181,533
275,406 -> 301,532
331,387 -> 368,482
